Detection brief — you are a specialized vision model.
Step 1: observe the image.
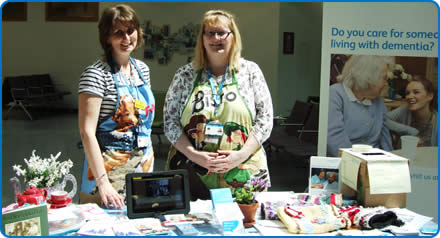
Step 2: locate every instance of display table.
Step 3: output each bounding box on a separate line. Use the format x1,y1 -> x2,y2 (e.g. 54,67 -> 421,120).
45,191 -> 438,236
392,147 -> 438,223
392,146 -> 438,168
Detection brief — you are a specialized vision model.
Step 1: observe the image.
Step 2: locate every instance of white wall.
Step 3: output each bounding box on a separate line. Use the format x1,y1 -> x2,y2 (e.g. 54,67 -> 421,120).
3,2 -> 283,110
277,3 -> 322,115
3,3 -> 322,115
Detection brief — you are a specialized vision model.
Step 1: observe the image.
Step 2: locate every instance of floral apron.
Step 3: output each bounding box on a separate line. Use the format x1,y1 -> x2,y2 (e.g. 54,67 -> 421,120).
82,57 -> 155,196
167,69 -> 268,194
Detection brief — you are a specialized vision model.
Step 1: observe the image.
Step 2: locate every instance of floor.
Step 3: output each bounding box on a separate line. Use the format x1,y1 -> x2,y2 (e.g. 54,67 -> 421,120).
2,108 -> 309,207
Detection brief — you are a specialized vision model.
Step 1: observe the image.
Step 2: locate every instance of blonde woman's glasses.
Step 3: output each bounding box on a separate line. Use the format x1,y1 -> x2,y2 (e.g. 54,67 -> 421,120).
204,31 -> 232,39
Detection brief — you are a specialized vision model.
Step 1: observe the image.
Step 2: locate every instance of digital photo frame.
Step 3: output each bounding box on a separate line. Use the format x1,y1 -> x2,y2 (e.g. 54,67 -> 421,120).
126,170 -> 190,219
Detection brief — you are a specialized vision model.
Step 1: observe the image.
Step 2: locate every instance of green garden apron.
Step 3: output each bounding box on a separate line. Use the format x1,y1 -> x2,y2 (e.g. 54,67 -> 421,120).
167,69 -> 268,194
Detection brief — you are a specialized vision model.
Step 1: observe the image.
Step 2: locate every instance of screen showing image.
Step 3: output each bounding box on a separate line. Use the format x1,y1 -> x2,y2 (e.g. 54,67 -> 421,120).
130,174 -> 185,214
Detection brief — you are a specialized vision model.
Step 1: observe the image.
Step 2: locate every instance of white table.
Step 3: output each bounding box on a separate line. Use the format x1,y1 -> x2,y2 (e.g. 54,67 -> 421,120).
393,147 -> 438,223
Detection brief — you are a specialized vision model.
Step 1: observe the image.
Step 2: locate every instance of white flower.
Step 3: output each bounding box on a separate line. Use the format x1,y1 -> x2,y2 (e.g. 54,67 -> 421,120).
386,71 -> 395,80
13,164 -> 24,176
13,150 -> 73,188
47,176 -> 55,187
401,72 -> 408,80
394,64 -> 404,71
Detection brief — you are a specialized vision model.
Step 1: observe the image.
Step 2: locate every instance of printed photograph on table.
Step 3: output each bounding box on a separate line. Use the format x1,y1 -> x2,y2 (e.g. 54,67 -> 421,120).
327,54 -> 438,157
309,156 -> 341,194
5,217 -> 41,236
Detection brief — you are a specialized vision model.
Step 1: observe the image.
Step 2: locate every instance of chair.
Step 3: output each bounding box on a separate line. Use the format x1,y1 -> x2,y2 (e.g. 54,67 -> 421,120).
307,96 -> 320,104
283,103 -> 319,159
297,103 -> 319,145
3,74 -> 70,120
4,76 -> 34,120
152,90 -> 167,144
266,100 -> 312,154
266,102 -> 319,161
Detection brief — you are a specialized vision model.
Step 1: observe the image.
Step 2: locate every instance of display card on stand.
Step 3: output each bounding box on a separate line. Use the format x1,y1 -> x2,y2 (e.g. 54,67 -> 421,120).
309,156 -> 341,195
210,188 -> 245,235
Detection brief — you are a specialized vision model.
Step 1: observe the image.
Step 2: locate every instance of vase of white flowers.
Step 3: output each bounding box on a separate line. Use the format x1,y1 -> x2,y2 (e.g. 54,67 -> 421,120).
387,64 -> 412,100
11,150 -> 76,200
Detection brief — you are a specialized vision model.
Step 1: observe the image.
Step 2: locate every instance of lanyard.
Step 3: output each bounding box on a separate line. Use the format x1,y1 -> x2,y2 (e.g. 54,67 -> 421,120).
112,57 -> 140,101
207,65 -> 229,116
117,64 -> 138,98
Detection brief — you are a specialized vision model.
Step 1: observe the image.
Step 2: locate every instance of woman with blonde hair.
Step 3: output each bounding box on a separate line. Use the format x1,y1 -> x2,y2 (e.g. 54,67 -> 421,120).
327,55 -> 393,156
164,10 -> 273,199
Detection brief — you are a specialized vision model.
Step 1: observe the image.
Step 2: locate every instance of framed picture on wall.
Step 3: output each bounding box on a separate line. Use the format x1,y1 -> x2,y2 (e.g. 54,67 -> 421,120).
2,2 -> 27,21
46,3 -> 99,22
283,32 -> 294,55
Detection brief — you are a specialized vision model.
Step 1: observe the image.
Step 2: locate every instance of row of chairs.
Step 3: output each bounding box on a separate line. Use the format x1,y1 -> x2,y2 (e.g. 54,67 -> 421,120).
3,74 -> 70,120
265,100 -> 319,160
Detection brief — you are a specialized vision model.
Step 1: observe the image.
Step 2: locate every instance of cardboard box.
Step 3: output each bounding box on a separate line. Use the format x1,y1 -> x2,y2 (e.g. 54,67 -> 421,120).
339,148 -> 411,208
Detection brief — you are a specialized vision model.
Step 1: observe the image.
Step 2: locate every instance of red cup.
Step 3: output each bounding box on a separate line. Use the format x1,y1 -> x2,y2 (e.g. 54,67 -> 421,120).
50,190 -> 68,204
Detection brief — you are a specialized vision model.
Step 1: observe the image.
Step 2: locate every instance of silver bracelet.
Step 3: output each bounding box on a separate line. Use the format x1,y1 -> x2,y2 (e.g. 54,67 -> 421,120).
96,173 -> 107,183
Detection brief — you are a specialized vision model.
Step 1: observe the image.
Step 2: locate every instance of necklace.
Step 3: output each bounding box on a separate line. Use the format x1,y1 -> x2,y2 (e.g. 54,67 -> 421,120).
122,64 -> 133,78
118,63 -> 134,86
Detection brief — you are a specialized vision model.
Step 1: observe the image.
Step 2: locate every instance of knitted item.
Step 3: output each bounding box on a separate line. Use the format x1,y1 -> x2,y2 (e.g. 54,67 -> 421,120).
262,193 -> 357,220
262,201 -> 299,220
292,193 -> 357,207
338,206 -> 361,224
339,206 -> 404,230
277,204 -> 351,234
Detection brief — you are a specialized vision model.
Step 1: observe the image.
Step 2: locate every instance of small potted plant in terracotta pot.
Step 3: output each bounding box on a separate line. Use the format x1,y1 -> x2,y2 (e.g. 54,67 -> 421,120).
234,169 -> 268,228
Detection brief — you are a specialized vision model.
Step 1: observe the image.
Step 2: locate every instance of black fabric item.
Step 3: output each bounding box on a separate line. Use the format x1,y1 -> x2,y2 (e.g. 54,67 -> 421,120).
169,151 -> 211,201
368,211 -> 403,229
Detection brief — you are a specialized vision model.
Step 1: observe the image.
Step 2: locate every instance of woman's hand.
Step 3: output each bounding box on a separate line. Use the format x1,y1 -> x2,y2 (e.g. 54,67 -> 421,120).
189,150 -> 219,171
211,150 -> 247,173
97,179 -> 125,209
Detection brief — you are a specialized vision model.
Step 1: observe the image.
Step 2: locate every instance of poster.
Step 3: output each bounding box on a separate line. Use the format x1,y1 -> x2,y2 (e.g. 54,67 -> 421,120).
319,2 -> 438,222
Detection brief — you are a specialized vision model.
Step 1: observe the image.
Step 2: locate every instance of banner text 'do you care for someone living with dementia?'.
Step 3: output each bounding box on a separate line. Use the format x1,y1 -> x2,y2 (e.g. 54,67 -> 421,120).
330,28 -> 438,52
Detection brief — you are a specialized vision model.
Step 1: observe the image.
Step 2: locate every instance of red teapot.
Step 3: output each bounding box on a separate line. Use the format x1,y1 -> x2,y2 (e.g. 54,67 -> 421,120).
16,186 -> 48,206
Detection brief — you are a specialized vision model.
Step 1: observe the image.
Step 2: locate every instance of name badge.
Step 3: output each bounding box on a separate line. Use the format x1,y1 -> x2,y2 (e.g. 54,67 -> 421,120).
135,100 -> 146,110
137,137 -> 149,148
205,123 -> 223,136
204,122 -> 223,145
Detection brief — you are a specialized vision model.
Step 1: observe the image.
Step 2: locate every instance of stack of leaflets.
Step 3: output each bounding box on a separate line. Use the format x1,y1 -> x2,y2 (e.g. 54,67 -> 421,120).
47,206 -> 86,236
174,223 -> 199,236
162,214 -> 205,226
131,217 -> 173,236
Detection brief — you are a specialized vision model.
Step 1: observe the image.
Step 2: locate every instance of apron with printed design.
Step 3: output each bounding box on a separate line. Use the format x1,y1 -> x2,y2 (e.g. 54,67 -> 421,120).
168,70 -> 268,193
83,57 -> 155,195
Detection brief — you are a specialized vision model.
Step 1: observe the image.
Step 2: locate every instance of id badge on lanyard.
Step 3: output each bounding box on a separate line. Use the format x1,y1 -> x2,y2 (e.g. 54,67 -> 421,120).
208,66 -> 228,116
204,121 -> 223,144
137,136 -> 149,148
137,125 -> 150,148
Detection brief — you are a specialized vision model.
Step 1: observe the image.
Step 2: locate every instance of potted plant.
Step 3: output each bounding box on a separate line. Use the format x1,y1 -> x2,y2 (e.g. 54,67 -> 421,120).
234,169 -> 268,228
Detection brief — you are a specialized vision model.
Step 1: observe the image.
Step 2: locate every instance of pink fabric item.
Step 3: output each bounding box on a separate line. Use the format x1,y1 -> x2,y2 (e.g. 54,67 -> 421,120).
2,203 -> 19,213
